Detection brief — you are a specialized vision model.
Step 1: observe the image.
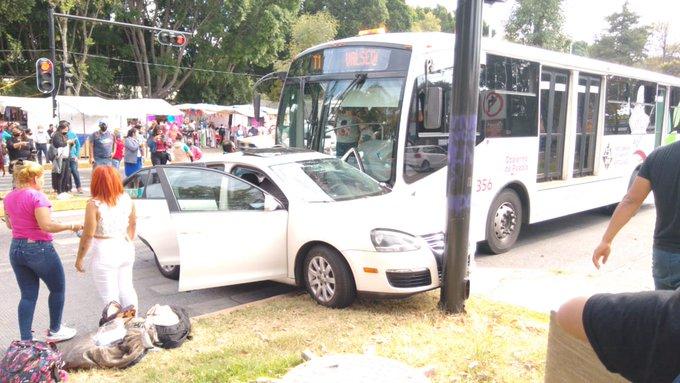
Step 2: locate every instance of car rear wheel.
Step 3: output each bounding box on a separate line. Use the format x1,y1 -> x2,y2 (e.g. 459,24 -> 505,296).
420,160 -> 431,172
481,189 -> 523,254
153,253 -> 180,280
303,245 -> 356,308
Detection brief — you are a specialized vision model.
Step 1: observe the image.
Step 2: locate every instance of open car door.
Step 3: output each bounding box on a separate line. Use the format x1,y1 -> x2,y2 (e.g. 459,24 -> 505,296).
156,166 -> 288,292
124,168 -> 179,267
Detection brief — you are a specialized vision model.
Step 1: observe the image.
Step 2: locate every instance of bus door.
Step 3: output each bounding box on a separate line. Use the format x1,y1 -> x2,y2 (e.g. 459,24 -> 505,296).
538,68 -> 570,182
574,74 -> 601,177
277,78 -> 304,148
655,85 -> 667,147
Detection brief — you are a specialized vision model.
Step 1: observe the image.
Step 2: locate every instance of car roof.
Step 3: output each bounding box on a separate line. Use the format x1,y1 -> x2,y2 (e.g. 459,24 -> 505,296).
131,148 -> 334,176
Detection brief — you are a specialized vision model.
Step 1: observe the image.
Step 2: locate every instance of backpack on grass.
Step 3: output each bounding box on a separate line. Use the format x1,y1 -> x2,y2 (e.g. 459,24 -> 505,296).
146,305 -> 192,349
0,340 -> 67,383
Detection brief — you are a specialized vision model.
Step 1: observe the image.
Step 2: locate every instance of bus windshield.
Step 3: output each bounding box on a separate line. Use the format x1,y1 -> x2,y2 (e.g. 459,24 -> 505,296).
277,76 -> 406,183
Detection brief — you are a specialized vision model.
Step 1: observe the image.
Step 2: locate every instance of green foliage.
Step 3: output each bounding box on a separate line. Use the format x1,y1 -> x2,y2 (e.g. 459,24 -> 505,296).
302,0 -> 389,39
504,0 -> 569,52
570,41 -> 590,57
385,0 -> 413,33
411,12 -> 441,32
589,1 -> 650,65
412,6 -> 454,33
289,12 -> 338,58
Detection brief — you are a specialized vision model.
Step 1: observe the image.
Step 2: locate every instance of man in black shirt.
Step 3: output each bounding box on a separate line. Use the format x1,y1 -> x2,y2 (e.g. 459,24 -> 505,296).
557,291 -> 680,383
593,141 -> 680,289
6,123 -> 32,162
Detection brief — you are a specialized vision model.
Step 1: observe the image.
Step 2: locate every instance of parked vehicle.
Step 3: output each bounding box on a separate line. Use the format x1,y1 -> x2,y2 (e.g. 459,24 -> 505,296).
124,148 -> 443,308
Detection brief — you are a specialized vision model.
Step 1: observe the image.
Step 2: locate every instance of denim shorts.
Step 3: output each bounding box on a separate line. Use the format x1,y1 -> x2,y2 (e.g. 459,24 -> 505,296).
651,247 -> 680,290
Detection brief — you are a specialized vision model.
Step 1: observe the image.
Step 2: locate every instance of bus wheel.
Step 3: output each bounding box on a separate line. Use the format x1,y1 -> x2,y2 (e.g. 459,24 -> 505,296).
482,189 -> 523,254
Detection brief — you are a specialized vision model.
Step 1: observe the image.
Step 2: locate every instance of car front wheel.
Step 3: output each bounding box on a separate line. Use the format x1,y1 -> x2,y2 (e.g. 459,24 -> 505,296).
303,245 -> 356,308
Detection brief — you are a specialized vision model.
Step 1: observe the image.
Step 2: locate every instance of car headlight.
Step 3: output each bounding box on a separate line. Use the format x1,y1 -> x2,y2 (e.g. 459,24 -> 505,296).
370,229 -> 421,252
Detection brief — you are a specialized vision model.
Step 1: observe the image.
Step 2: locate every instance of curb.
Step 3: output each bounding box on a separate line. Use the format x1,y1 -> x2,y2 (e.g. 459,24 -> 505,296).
0,197 -> 88,218
41,159 -> 153,171
192,291 -> 303,321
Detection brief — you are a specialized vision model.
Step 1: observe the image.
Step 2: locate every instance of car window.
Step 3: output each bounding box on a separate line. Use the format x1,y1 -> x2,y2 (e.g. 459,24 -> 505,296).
145,168 -> 165,199
164,168 -> 265,212
123,170 -> 150,199
231,166 -> 289,209
271,158 -> 387,202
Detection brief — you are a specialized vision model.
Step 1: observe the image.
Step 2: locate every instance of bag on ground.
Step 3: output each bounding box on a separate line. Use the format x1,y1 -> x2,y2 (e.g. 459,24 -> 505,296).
146,305 -> 192,349
0,340 -> 67,383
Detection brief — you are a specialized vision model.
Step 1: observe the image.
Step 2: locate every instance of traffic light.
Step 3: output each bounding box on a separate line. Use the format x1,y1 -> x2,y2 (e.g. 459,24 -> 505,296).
61,62 -> 75,94
35,58 -> 55,94
157,31 -> 188,47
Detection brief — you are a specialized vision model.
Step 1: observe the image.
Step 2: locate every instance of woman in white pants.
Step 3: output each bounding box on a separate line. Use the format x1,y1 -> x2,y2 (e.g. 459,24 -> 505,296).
75,165 -> 138,310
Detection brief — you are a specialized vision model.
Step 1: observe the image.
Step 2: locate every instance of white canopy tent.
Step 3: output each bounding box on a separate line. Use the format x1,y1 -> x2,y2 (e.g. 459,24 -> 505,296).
0,96 -> 52,132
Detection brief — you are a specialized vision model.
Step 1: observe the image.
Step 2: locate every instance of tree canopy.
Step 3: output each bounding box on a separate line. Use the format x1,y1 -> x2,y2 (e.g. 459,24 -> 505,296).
589,1 -> 650,65
504,0 -> 569,52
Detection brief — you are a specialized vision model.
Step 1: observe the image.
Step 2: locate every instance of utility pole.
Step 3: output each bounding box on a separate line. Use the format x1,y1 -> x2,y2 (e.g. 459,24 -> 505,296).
48,6 -> 57,118
440,0 -> 503,314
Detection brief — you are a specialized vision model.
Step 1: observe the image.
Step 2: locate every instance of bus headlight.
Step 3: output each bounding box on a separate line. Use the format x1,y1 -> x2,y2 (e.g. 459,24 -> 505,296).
371,229 -> 421,252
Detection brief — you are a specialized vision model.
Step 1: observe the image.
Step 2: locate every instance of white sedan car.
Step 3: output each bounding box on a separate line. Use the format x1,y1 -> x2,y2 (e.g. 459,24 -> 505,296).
123,148 -> 443,308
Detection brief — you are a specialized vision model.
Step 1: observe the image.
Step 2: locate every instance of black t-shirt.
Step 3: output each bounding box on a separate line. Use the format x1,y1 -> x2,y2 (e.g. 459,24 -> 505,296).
6,136 -> 32,161
583,290 -> 680,383
638,142 -> 680,252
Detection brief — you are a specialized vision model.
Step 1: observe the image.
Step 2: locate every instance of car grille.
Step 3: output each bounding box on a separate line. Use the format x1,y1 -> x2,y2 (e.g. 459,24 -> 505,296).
386,269 -> 433,288
421,232 -> 445,279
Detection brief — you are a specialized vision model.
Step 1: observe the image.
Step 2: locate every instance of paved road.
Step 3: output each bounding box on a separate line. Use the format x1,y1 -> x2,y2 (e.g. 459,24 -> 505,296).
0,210 -> 294,348
473,205 -> 656,312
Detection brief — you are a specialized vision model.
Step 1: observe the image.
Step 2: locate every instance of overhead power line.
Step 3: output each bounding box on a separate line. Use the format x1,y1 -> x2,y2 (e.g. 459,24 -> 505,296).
0,49 -> 266,78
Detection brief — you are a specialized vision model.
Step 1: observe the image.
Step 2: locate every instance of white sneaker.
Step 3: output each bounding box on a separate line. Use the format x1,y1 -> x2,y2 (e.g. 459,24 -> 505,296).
45,325 -> 77,342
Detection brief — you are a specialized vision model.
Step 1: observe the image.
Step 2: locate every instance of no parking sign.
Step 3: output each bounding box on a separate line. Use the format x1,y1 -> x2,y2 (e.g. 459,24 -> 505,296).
480,90 -> 506,121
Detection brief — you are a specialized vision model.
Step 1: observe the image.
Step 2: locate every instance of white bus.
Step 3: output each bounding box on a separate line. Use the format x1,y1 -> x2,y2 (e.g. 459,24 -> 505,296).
270,32 -> 680,254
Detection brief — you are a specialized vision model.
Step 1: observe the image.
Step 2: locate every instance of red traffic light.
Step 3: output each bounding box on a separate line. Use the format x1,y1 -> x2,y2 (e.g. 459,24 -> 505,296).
39,60 -> 53,73
35,58 -> 55,94
157,31 -> 188,47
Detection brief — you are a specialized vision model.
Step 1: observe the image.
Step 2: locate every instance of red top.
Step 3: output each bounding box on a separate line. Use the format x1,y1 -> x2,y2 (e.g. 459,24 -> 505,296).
113,137 -> 124,160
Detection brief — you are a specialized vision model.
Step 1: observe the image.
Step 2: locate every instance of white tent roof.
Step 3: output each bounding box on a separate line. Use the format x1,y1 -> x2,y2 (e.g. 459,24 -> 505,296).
109,99 -> 184,117
175,103 -> 231,114
0,96 -> 50,114
56,96 -> 111,116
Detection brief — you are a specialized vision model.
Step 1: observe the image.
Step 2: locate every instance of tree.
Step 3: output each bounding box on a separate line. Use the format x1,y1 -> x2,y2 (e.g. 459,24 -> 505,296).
430,5 -> 454,33
642,22 -> 680,76
589,1 -> 650,65
570,40 -> 590,57
289,12 -> 338,58
412,12 -> 441,32
302,0 -> 389,39
385,0 -> 412,33
504,0 -> 569,52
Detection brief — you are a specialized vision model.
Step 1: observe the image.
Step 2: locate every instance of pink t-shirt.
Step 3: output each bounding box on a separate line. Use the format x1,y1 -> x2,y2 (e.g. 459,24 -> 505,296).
4,188 -> 53,241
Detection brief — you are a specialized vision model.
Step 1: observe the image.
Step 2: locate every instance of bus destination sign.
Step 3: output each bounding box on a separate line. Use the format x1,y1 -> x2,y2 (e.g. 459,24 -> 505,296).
344,48 -> 380,69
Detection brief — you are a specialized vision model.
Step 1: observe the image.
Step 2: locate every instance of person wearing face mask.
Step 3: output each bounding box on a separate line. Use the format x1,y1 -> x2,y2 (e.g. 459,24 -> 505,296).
87,122 -> 114,168
7,123 -> 36,189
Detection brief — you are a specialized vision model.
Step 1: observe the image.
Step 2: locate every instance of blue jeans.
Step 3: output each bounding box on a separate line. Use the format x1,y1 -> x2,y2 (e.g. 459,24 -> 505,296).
111,159 -> 120,170
651,247 -> 680,290
69,157 -> 81,189
9,239 -> 66,340
93,157 -> 112,168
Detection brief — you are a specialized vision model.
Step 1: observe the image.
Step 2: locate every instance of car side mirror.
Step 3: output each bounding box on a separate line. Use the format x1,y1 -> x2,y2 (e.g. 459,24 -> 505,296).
264,194 -> 281,211
425,86 -> 443,130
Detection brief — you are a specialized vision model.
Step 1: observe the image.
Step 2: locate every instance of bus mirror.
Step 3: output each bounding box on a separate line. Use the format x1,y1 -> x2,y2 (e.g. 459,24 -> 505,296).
425,87 -> 443,130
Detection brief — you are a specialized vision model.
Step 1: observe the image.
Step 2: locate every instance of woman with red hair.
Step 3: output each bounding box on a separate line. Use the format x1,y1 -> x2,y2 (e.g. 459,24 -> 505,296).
75,165 -> 138,311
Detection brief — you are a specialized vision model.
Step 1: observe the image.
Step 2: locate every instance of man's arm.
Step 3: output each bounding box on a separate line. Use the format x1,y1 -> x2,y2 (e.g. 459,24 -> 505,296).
592,176 -> 652,269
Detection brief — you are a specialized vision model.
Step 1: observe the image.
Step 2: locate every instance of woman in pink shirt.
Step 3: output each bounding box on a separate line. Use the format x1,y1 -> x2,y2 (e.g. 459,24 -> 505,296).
3,161 -> 83,342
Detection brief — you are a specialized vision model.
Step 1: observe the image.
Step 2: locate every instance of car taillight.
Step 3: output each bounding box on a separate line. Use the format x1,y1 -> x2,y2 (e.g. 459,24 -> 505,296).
414,153 -> 421,158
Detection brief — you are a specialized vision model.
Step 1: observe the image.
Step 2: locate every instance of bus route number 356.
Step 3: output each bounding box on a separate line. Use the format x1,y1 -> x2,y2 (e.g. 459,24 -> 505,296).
476,178 -> 493,192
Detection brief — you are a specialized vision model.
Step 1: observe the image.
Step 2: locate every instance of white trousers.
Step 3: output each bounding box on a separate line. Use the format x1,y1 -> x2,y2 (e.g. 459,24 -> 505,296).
89,238 -> 139,310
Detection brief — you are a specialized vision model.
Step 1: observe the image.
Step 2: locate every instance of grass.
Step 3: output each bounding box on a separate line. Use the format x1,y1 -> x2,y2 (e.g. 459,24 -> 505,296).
69,291 -> 549,383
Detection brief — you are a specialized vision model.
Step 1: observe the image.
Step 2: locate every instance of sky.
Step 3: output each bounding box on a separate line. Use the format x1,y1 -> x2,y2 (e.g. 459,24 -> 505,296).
405,0 -> 680,46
